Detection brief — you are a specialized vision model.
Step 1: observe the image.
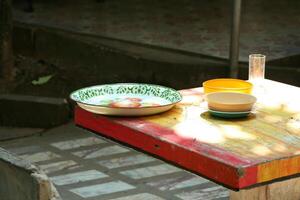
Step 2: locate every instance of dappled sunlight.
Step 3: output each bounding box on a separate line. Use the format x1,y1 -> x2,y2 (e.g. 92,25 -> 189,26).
293,150 -> 300,155
251,145 -> 272,156
258,80 -> 300,113
219,125 -> 256,140
286,113 -> 300,134
285,102 -> 300,113
184,106 -> 205,119
255,81 -> 300,137
198,109 -> 297,158
273,144 -> 288,153
173,106 -> 258,146
173,108 -> 255,144
263,115 -> 283,124
179,89 -> 204,106
179,88 -> 203,96
141,80 -> 300,162
174,119 -> 225,144
180,94 -> 203,106
259,106 -> 300,135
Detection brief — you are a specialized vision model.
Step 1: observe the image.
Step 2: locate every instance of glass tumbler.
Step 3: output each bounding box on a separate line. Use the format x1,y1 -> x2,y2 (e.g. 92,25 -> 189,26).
248,54 -> 266,82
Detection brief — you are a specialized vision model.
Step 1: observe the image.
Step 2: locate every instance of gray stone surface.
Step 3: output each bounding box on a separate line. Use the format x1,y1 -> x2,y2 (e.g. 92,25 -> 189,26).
12,7 -> 300,91
146,174 -> 209,191
51,170 -> 108,186
98,154 -> 156,169
0,127 -> 43,141
0,147 -> 61,200
0,94 -> 70,128
0,122 -> 229,200
13,0 -> 300,63
13,24 -> 228,92
8,145 -> 42,155
176,186 -> 229,200
39,160 -> 80,174
20,151 -> 61,163
51,137 -> 106,150
120,164 -> 181,180
109,193 -> 165,200
70,181 -> 136,198
72,145 -> 130,159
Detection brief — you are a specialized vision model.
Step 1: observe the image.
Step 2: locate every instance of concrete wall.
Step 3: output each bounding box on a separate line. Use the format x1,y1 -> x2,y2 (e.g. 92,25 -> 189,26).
0,148 -> 61,200
0,159 -> 38,200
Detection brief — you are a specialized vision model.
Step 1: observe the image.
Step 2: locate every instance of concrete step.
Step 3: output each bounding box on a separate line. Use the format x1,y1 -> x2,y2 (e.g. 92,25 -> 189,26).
13,22 -> 229,91
13,22 -> 300,90
0,94 -> 70,128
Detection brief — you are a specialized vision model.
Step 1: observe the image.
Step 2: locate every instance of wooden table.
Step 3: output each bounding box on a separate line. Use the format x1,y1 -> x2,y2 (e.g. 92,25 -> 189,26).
75,80 -> 300,200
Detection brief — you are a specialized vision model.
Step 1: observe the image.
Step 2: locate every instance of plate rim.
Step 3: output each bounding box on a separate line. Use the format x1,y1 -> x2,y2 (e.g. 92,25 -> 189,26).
70,83 -> 182,109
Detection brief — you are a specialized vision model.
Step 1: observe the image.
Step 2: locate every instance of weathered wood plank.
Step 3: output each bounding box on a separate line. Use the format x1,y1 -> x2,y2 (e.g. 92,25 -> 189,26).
230,176 -> 300,200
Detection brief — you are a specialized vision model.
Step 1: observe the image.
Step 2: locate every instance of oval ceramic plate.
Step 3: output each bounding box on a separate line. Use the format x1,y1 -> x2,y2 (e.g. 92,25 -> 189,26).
208,109 -> 251,119
70,83 -> 182,116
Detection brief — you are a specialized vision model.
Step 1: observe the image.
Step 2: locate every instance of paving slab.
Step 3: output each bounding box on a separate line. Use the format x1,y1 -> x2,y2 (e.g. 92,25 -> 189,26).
0,127 -> 43,141
0,122 -> 229,200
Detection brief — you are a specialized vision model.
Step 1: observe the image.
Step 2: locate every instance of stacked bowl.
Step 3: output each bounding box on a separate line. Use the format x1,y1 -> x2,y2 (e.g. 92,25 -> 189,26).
203,79 -> 257,118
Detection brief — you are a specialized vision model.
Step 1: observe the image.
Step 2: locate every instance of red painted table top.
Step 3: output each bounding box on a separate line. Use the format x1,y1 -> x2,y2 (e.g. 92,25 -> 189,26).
75,80 -> 300,190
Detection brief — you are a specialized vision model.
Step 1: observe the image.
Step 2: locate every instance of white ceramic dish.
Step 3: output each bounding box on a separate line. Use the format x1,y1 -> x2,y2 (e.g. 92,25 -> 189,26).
70,83 -> 182,116
205,92 -> 257,112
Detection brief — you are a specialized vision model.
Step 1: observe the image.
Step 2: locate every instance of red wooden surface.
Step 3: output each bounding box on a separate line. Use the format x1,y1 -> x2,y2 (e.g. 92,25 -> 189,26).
75,107 -> 257,189
75,80 -> 300,190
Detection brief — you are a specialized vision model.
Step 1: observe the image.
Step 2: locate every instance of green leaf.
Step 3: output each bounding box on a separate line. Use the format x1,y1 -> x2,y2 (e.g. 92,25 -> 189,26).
32,74 -> 53,85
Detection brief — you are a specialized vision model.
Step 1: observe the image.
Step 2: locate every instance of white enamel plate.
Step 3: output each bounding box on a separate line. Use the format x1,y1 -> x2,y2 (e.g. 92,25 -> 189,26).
70,83 -> 182,116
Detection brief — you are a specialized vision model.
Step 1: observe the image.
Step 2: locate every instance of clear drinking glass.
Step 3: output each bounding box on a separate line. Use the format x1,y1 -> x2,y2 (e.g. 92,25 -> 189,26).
248,54 -> 266,82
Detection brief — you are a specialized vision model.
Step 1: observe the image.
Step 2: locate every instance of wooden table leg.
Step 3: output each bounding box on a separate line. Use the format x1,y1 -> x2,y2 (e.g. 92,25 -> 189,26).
230,177 -> 300,200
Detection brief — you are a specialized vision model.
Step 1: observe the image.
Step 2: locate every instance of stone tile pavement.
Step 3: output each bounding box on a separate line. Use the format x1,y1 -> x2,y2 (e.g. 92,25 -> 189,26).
0,122 -> 229,200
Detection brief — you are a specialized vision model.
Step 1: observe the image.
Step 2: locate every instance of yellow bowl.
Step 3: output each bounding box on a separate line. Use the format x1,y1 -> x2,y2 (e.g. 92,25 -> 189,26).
203,78 -> 252,94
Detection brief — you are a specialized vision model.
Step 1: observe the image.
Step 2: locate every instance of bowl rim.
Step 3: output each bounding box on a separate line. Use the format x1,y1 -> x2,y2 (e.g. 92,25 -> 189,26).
203,78 -> 253,90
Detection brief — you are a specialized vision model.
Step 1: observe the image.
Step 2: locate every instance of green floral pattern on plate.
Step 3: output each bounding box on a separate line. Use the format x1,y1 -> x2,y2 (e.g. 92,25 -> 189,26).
70,83 -> 182,107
